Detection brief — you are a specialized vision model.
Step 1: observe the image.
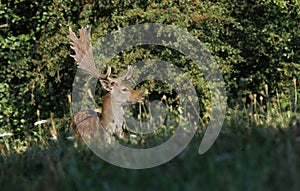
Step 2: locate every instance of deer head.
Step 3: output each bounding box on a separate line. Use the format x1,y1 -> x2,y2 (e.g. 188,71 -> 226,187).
99,65 -> 144,105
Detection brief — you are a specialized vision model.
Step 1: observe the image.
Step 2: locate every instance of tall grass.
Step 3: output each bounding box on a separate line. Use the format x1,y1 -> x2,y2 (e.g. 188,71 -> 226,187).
0,80 -> 299,190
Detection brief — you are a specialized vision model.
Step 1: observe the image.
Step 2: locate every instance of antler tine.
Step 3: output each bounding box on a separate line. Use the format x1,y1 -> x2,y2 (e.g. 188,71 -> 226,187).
118,65 -> 133,81
100,66 -> 111,80
68,26 -> 100,77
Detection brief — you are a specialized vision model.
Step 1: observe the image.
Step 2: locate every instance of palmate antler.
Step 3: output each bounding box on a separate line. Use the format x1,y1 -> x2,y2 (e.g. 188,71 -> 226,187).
68,25 -> 103,78
68,25 -> 133,81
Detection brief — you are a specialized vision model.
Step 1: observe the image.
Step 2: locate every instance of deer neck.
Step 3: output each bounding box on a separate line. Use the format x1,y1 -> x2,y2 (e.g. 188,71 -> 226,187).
101,93 -> 124,131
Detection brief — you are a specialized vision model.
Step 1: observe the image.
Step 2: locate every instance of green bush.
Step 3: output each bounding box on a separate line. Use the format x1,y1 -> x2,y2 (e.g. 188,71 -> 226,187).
0,0 -> 299,146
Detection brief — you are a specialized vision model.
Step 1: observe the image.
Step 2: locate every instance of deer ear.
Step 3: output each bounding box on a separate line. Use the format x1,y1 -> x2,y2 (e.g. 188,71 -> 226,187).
100,79 -> 112,91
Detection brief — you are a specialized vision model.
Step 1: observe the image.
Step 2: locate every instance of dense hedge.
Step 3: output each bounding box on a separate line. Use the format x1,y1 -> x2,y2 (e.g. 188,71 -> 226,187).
0,0 -> 299,141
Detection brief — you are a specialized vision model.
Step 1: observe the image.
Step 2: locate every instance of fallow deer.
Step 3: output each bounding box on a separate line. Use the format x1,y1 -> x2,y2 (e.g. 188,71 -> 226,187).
69,26 -> 144,142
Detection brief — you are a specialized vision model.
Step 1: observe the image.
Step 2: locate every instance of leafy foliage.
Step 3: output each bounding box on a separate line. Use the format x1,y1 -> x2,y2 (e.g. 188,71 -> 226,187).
0,1 -> 300,190
0,0 -> 299,146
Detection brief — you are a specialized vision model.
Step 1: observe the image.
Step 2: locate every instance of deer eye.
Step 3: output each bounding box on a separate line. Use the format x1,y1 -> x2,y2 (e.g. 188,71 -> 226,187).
122,87 -> 129,92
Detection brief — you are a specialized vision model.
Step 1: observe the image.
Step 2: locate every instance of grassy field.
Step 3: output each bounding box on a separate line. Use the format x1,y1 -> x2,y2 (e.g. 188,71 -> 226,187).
1,83 -> 300,191
1,104 -> 300,191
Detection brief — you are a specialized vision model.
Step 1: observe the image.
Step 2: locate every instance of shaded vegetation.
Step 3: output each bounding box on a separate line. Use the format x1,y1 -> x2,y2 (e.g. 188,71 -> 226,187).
0,0 -> 300,190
